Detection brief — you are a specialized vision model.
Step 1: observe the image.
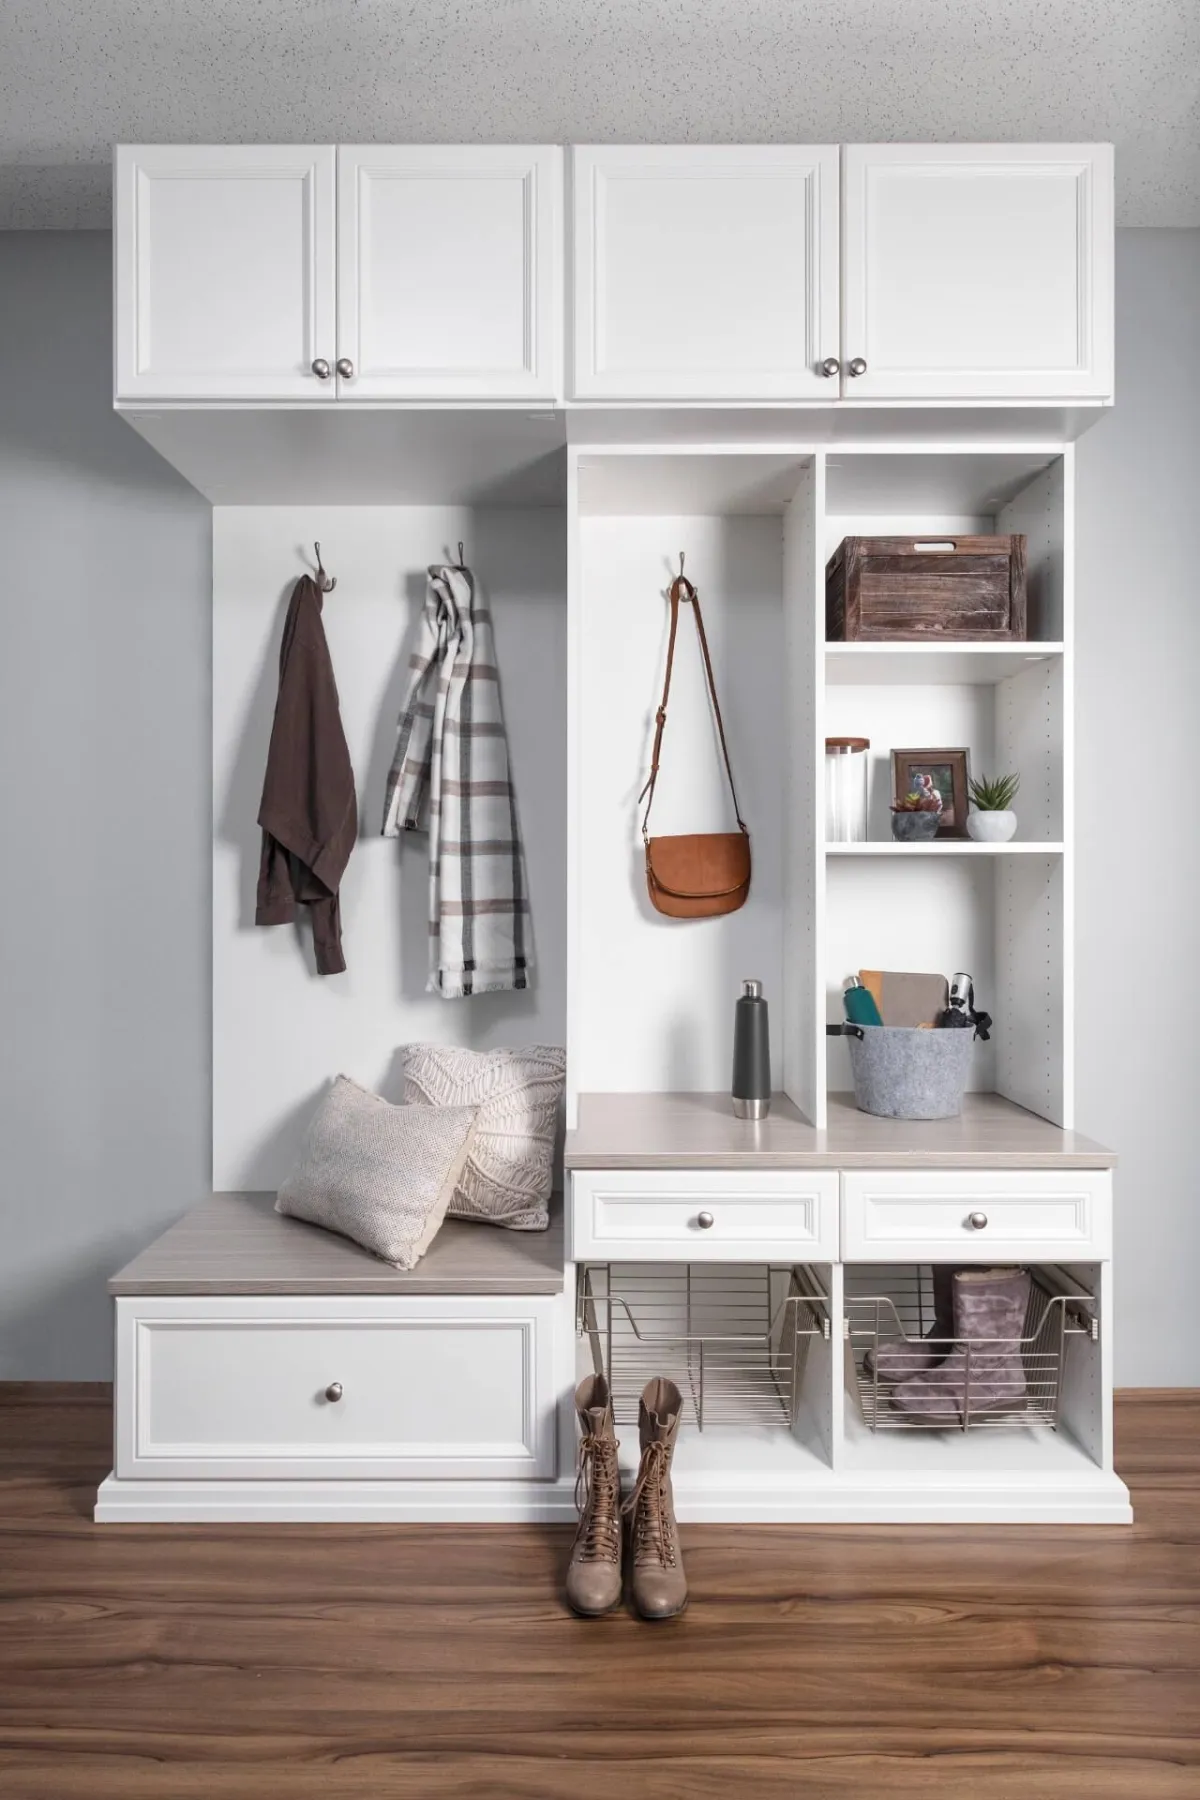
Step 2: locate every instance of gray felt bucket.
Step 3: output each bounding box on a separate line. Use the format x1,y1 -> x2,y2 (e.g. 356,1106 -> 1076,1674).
846,1024 -> 974,1120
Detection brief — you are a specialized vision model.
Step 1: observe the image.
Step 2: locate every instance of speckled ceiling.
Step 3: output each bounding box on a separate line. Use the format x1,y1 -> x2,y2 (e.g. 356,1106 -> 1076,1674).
0,0 -> 1197,227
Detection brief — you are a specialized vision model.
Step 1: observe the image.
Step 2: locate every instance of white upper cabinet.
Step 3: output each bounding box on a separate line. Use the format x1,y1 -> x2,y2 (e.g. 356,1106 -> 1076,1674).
336,146 -> 561,400
115,144 -> 561,404
570,145 -> 840,400
114,145 -> 337,402
841,144 -> 1114,401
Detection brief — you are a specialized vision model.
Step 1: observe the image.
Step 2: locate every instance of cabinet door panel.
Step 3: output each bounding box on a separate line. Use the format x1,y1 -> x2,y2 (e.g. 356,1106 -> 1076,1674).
842,144 -> 1113,400
572,145 -> 839,400
114,145 -> 337,402
337,146 -> 561,400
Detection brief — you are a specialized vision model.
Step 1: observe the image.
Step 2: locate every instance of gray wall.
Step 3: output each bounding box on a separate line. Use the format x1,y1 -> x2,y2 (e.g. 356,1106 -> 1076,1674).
0,228 -> 1196,1384
1075,228 -> 1200,1385
0,233 -> 210,1378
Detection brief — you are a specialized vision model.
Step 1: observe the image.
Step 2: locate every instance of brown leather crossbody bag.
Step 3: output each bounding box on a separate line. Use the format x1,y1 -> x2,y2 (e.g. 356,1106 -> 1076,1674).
640,572 -> 751,919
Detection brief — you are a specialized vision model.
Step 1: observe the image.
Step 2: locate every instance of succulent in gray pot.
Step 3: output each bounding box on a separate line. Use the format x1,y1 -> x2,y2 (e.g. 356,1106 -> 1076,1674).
966,771 -> 1020,843
890,789 -> 942,842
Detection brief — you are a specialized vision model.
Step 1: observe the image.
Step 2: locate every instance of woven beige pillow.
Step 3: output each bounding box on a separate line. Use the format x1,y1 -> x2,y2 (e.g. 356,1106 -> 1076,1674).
276,1076 -> 478,1269
403,1044 -> 565,1231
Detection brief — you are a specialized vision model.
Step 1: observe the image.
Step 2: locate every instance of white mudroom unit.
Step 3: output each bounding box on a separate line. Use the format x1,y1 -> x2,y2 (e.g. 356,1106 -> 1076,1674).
95,138 -> 1129,1528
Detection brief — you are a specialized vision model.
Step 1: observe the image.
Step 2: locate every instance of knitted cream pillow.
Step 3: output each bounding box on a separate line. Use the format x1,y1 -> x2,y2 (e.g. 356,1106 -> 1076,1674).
276,1076 -> 478,1269
403,1044 -> 566,1231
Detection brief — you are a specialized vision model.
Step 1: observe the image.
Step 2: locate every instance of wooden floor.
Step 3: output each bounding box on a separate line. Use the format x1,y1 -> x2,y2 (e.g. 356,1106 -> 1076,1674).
1,1388 -> 1197,1799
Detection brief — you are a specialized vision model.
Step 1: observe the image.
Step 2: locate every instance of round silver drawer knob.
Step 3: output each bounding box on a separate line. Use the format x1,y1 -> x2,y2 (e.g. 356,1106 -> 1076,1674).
696,1211 -> 715,1230
968,1211 -> 989,1231
310,358 -> 332,380
820,356 -> 841,377
847,356 -> 868,377
324,1381 -> 344,1403
336,357 -> 355,379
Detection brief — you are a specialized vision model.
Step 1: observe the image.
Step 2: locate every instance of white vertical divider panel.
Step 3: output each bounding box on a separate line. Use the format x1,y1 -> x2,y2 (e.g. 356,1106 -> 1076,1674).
782,455 -> 824,1125
1060,446 -> 1077,1128
997,454 -> 1066,641
996,444 -> 1074,1127
995,854 -> 1066,1125
826,1261 -> 846,1469
995,660 -> 1063,842
565,452 -> 583,1130
1056,1259 -> 1112,1470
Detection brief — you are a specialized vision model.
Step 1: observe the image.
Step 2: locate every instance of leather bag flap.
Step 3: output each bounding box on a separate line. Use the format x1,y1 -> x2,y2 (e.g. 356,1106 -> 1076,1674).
646,831 -> 751,899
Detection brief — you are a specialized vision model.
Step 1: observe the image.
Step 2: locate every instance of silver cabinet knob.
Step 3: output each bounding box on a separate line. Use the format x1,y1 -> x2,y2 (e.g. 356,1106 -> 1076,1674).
336,357 -> 355,380
820,356 -> 841,377
696,1211 -> 715,1230
847,356 -> 868,377
324,1381 -> 343,1402
968,1211 -> 988,1231
310,358 -> 332,380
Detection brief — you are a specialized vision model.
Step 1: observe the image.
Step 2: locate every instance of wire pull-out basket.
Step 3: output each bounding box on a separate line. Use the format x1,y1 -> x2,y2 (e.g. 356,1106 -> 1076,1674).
578,1263 -> 829,1431
845,1264 -> 1098,1432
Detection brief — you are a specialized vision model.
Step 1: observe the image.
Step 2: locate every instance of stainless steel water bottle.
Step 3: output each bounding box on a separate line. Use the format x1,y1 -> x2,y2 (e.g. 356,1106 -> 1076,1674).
732,979 -> 771,1119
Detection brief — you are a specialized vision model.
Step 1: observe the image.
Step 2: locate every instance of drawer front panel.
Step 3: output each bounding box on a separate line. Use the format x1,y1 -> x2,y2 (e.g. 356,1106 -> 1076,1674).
570,1170 -> 838,1261
116,1296 -> 559,1480
841,1170 -> 1111,1261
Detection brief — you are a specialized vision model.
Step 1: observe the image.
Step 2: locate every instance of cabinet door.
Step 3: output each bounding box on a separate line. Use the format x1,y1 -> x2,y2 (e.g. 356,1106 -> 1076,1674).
114,145 -> 337,402
336,146 -> 561,400
841,144 -> 1114,401
571,145 -> 840,400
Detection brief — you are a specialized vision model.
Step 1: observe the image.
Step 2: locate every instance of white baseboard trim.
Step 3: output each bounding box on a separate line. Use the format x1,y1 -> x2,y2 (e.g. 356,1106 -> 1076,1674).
94,1468 -> 1132,1525
95,1473 -> 580,1523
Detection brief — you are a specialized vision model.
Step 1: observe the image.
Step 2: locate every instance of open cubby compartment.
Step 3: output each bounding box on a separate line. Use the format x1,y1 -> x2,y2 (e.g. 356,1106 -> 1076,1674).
570,450 -> 819,1114
575,1259 -> 837,1475
839,1262 -> 1112,1480
824,847 -> 1068,1123
823,448 -> 1068,644
212,500 -> 569,1191
823,655 -> 1065,844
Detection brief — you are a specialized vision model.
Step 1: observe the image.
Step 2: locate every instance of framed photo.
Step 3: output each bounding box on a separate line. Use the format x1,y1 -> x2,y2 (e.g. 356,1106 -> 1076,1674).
892,748 -> 971,838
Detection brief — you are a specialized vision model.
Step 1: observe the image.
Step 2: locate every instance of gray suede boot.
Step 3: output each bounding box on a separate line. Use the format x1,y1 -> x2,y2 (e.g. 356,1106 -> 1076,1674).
891,1268 -> 1032,1426
565,1374 -> 623,1616
624,1377 -> 687,1621
865,1264 -> 957,1383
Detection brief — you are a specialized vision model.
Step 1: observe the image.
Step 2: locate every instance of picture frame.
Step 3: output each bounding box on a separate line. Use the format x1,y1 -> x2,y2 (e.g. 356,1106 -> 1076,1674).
891,748 -> 971,839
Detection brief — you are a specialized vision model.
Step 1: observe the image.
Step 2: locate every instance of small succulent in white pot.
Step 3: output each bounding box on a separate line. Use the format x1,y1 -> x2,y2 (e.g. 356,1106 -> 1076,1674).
967,771 -> 1020,843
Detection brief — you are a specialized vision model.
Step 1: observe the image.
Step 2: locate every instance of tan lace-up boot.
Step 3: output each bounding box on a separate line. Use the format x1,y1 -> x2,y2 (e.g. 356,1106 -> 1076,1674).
624,1376 -> 687,1620
565,1374 -> 623,1616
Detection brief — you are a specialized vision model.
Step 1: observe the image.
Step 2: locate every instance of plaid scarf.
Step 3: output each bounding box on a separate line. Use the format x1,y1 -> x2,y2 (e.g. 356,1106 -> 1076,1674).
381,563 -> 532,997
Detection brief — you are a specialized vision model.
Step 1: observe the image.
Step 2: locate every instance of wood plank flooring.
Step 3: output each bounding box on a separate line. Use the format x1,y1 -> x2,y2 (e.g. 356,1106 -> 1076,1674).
1,1385 -> 1197,1799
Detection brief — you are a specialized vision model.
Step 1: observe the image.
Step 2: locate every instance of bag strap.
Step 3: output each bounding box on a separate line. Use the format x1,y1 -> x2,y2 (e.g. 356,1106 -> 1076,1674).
639,574 -> 748,844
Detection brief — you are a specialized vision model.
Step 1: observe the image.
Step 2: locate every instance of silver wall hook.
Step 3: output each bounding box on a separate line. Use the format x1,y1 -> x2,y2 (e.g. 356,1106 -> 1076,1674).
313,542 -> 336,592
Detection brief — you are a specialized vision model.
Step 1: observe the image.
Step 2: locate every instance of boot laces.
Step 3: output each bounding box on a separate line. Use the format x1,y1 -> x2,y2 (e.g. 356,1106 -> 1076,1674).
623,1440 -> 676,1568
573,1432 -> 621,1564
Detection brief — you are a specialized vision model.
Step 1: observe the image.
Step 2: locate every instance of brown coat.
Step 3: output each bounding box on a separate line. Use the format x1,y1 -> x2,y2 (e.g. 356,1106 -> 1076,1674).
256,576 -> 357,975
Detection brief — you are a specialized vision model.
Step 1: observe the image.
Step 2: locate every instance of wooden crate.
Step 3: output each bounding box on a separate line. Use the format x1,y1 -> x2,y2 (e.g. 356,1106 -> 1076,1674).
826,535 -> 1027,641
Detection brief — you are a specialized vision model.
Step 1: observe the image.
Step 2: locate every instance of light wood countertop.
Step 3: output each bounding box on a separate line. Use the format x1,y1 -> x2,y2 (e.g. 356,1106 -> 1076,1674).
565,1092 -> 1115,1171
110,1192 -> 566,1296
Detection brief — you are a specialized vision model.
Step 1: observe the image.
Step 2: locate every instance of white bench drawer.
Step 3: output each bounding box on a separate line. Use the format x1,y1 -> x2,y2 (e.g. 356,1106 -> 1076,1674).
115,1295 -> 559,1480
570,1169 -> 838,1261
841,1170 -> 1112,1262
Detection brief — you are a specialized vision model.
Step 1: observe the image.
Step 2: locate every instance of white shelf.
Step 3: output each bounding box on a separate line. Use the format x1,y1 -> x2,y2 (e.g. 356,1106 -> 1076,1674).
825,641 -> 1064,686
826,840 -> 1065,857
842,1406 -> 1100,1479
